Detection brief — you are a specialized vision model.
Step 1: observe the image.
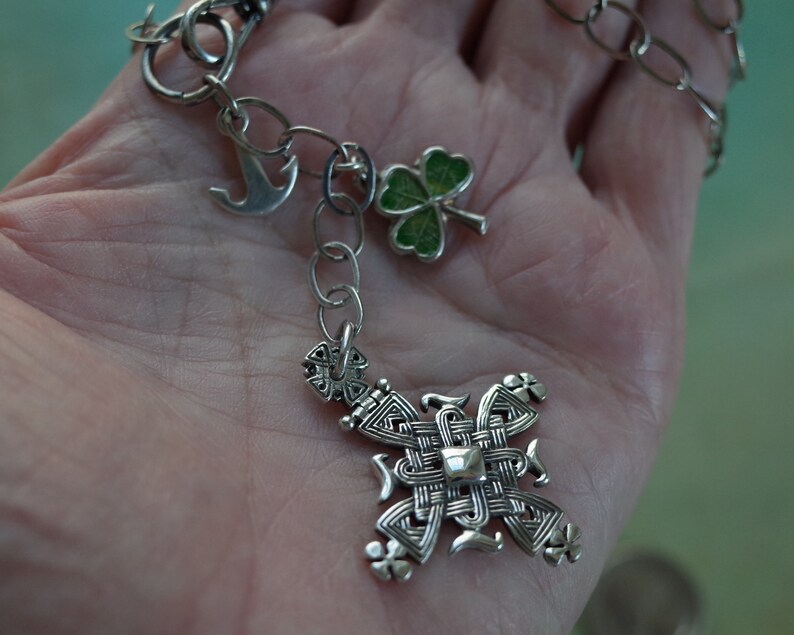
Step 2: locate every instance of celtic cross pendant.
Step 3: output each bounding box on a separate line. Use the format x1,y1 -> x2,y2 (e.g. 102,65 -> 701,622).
304,344 -> 581,582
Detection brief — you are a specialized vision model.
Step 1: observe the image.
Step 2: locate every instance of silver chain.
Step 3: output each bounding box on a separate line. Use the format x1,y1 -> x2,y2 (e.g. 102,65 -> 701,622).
130,0 -> 374,373
308,141 -> 375,352
544,0 -> 745,175
131,0 -> 745,184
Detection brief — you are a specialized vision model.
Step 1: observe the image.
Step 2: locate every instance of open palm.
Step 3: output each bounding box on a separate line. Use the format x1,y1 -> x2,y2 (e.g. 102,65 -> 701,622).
0,2 -> 730,633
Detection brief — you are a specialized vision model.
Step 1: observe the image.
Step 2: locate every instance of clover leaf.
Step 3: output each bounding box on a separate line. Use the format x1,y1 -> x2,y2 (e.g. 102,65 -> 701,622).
375,147 -> 485,262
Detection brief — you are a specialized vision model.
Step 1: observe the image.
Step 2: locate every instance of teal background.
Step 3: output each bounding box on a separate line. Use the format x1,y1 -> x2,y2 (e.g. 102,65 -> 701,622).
1,2 -> 792,632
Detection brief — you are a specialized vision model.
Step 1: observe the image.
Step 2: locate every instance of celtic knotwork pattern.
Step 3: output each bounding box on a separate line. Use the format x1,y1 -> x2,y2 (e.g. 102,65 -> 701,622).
347,374 -> 581,580
303,341 -> 369,406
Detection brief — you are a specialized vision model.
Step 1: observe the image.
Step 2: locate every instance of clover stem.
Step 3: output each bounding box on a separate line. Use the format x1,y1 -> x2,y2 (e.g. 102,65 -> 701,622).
442,204 -> 489,236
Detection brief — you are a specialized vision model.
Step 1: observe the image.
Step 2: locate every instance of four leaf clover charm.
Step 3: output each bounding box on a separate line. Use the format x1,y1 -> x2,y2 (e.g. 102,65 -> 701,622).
365,539 -> 413,582
374,147 -> 489,262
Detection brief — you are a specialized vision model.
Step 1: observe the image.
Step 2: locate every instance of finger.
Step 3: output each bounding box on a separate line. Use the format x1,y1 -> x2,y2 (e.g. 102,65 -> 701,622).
273,0 -> 355,24
473,0 -> 643,149
580,0 -> 735,260
173,0 -> 353,23
352,0 -> 491,53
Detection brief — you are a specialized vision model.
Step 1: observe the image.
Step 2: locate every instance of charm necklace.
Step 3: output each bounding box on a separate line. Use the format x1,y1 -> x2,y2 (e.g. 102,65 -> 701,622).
127,0 -> 742,582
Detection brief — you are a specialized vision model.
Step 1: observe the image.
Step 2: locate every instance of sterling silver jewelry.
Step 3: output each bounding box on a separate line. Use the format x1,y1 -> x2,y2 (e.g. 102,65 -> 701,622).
544,0 -> 746,175
128,0 -> 742,582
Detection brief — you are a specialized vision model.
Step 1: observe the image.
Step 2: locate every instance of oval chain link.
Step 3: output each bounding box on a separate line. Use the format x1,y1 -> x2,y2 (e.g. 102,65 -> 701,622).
544,0 -> 746,174
317,285 -> 364,343
584,1 -> 650,62
694,0 -> 746,81
308,146 -> 371,348
306,140 -> 378,353
323,144 -> 376,216
309,241 -> 361,309
313,193 -> 365,259
630,37 -> 692,91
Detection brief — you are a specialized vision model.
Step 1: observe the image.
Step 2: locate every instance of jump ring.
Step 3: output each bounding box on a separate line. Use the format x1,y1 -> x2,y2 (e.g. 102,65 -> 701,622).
142,12 -> 236,105
216,97 -> 293,157
205,74 -> 241,118
181,0 -> 241,67
330,320 -> 355,381
128,26 -> 171,47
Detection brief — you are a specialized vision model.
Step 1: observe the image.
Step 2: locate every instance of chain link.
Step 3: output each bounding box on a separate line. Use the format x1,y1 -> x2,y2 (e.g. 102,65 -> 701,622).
694,0 -> 745,82
309,241 -> 361,309
181,0 -> 271,67
630,37 -> 692,91
205,74 -> 242,117
584,1 -> 650,62
317,285 -> 364,344
308,144 -> 371,352
545,0 -> 746,174
313,194 -> 365,259
215,95 -> 294,157
323,144 -> 376,215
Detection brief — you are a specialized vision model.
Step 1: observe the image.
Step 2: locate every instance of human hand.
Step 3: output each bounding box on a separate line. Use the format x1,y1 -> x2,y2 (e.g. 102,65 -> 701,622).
0,1 -> 732,633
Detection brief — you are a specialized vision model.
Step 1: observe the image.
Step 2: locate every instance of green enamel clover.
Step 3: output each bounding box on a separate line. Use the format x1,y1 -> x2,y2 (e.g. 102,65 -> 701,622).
374,147 -> 489,262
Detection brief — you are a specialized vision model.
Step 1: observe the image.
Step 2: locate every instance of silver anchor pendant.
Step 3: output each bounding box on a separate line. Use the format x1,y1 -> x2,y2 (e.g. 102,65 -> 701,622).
209,144 -> 298,216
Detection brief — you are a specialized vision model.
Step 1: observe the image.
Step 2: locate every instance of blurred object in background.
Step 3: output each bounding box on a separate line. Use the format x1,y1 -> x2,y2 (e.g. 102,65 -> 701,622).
579,551 -> 703,635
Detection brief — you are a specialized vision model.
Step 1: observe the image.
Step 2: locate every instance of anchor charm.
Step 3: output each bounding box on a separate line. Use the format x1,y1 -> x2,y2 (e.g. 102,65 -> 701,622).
209,144 -> 298,216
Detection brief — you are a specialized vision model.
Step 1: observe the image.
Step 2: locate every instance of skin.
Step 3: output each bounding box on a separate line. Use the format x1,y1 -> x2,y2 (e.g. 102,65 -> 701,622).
0,1 -> 732,633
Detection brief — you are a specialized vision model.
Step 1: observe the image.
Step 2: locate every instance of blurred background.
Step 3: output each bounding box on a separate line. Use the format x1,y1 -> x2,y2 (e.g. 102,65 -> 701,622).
1,2 -> 791,633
